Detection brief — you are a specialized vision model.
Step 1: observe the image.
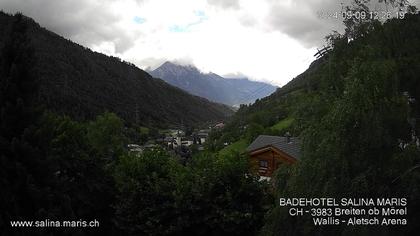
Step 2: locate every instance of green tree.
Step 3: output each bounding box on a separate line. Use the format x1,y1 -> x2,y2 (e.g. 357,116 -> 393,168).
113,150 -> 270,236
86,112 -> 126,161
262,30 -> 417,236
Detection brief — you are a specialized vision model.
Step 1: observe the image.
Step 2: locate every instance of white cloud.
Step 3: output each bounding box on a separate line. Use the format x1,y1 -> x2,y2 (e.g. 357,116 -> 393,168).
5,0 -> 415,86
1,0 -> 143,54
207,0 -> 240,9
119,0 -> 317,86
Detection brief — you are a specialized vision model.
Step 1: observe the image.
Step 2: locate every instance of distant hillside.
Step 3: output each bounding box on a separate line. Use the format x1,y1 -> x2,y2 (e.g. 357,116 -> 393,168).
150,61 -> 277,106
0,12 -> 233,127
208,12 -> 420,152
206,13 -> 420,235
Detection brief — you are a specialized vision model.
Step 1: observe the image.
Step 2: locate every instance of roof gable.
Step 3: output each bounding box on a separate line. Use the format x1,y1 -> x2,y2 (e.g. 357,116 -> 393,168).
246,135 -> 301,159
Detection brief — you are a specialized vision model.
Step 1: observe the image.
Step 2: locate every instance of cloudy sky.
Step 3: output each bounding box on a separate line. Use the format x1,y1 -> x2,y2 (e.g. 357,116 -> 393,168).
1,0 -> 418,86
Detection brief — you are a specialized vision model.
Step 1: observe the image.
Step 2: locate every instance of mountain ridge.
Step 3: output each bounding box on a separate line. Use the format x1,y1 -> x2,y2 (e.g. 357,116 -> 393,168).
150,61 -> 277,106
0,12 -> 233,127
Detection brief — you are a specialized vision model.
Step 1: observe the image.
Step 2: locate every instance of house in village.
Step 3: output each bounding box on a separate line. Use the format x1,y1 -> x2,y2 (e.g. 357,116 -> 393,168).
127,144 -> 143,154
166,136 -> 194,149
177,136 -> 194,147
246,135 -> 300,178
197,131 -> 209,144
127,143 -> 158,156
214,122 -> 225,129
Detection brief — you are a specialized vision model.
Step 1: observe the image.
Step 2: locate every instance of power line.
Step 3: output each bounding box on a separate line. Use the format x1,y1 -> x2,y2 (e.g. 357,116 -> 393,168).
235,79 -> 277,105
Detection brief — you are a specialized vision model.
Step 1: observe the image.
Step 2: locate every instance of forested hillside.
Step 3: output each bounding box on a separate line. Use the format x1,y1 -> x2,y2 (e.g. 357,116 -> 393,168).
0,12 -> 233,127
0,12 -> 268,236
208,8 -> 420,236
209,8 -> 420,152
2,3 -> 420,236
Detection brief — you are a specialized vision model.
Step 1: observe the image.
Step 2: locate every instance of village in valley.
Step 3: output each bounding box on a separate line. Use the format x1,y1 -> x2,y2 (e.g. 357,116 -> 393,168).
2,1 -> 420,234
127,122 -> 226,159
127,118 -> 303,180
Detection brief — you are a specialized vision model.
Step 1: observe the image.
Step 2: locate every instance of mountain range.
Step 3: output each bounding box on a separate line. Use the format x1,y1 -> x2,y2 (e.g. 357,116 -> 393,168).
0,12 -> 233,127
149,61 -> 277,106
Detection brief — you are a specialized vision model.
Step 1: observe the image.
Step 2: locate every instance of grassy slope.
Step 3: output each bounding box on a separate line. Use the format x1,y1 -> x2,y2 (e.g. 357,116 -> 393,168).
219,138 -> 249,156
270,117 -> 294,131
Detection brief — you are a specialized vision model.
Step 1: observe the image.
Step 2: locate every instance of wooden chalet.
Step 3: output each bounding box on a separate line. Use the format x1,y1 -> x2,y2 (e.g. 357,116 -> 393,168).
246,135 -> 300,177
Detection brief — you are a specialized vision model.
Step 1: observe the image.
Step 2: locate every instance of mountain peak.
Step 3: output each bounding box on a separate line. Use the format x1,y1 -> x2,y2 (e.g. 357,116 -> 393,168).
160,61 -> 177,68
150,61 -> 277,106
157,61 -> 200,74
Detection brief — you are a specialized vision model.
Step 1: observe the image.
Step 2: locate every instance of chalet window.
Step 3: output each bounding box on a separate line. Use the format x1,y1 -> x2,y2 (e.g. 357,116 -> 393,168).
259,160 -> 268,168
